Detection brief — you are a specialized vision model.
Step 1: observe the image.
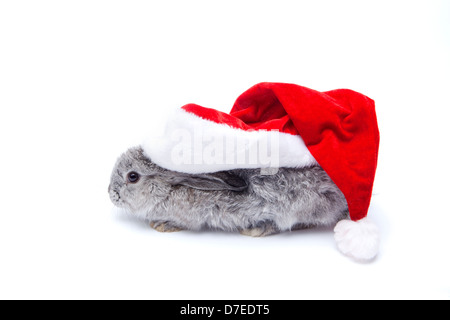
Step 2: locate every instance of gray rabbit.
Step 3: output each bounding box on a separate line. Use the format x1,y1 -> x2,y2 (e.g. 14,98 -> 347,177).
108,146 -> 349,236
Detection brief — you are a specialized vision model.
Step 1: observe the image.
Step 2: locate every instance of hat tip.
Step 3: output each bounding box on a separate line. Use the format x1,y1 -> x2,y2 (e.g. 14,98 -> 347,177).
334,217 -> 380,261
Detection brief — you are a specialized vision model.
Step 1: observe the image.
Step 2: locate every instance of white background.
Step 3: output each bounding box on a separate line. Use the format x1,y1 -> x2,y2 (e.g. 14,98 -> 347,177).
1,0 -> 449,300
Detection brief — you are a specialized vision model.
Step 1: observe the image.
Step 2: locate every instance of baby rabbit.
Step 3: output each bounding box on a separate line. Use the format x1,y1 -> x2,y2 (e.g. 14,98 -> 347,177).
108,146 -> 349,236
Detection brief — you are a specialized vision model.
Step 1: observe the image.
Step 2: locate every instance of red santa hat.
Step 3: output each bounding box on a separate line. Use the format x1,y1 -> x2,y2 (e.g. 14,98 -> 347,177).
143,82 -> 380,260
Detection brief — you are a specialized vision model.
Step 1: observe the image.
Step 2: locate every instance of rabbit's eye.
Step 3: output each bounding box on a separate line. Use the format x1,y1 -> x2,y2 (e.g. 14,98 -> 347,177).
127,172 -> 140,184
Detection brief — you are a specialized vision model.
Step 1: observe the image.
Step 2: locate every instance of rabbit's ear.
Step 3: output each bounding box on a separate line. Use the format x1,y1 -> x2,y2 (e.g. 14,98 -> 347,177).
161,171 -> 248,192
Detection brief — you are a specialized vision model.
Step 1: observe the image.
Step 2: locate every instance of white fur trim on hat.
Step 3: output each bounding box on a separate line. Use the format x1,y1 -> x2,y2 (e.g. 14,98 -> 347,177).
142,108 -> 317,174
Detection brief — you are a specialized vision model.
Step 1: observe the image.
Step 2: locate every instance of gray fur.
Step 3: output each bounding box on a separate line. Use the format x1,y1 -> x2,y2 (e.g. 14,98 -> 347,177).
108,146 -> 349,235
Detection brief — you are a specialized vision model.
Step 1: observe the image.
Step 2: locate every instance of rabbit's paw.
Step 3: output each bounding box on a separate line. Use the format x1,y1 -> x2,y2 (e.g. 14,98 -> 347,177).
239,222 -> 278,237
150,221 -> 183,233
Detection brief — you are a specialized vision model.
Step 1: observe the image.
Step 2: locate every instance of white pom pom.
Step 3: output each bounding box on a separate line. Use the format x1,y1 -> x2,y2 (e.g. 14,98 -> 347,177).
334,217 -> 380,261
